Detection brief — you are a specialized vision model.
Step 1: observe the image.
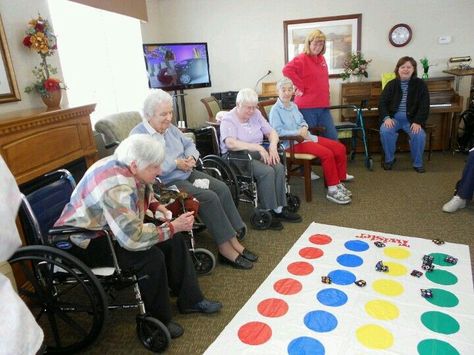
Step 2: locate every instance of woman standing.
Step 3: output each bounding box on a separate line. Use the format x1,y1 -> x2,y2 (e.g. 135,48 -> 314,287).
378,56 -> 430,172
283,29 -> 338,140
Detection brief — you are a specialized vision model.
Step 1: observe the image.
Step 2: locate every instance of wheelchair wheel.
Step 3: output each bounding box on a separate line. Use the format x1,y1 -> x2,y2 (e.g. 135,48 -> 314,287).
136,315 -> 171,353
9,245 -> 107,354
191,248 -> 216,275
366,157 -> 374,171
286,194 -> 301,213
250,210 -> 272,230
202,155 -> 240,207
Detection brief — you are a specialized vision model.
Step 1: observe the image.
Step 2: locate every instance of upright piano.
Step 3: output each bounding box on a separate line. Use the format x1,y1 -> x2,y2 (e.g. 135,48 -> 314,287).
340,76 -> 463,152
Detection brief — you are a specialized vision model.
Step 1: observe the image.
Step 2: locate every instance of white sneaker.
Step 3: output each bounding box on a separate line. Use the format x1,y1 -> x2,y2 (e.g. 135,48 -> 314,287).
311,172 -> 320,180
326,189 -> 352,204
337,183 -> 352,197
344,174 -> 355,182
442,195 -> 466,213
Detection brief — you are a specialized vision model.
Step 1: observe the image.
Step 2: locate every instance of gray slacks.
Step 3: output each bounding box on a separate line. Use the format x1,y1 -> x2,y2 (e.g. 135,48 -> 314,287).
168,170 -> 245,245
251,159 -> 287,210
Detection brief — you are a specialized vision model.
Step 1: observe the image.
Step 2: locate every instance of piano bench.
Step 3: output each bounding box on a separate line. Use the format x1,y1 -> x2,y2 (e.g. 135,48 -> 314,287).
369,124 -> 435,166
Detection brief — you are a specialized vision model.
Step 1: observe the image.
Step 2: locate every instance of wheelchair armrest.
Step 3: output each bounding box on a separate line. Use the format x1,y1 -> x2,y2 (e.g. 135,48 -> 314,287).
104,141 -> 120,149
309,126 -> 325,135
49,226 -> 100,235
227,150 -> 253,160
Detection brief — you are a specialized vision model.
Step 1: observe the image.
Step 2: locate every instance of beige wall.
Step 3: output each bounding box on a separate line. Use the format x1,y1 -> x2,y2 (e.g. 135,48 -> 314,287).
1,0 -> 473,124
0,0 -> 66,114
143,0 -> 474,127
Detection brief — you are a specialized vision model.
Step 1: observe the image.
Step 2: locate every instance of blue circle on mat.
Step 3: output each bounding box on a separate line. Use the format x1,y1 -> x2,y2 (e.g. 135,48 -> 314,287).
304,310 -> 338,332
317,288 -> 348,307
337,254 -> 363,267
328,270 -> 356,285
344,240 -> 369,252
288,336 -> 325,355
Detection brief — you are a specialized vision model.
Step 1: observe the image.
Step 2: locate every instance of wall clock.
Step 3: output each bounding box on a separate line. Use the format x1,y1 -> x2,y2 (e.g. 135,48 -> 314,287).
389,24 -> 412,47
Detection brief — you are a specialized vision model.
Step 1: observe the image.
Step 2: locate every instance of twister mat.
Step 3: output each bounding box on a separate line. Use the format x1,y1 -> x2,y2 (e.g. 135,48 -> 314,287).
205,223 -> 474,354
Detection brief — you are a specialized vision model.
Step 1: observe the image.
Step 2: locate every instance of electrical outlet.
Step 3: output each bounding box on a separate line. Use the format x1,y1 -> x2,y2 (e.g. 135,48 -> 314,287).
438,36 -> 452,44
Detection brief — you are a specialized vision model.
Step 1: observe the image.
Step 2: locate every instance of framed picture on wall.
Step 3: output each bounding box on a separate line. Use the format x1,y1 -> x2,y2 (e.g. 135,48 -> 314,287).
284,14 -> 362,78
0,15 -> 21,104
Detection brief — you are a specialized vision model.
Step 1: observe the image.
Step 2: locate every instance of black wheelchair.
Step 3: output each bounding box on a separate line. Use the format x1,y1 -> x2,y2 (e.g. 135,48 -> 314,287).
8,170 -> 173,353
193,125 -> 301,230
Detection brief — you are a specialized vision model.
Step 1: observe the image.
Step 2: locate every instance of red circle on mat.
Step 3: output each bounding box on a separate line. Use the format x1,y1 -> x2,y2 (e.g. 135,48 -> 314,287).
257,298 -> 289,317
273,278 -> 302,295
238,321 -> 272,345
299,247 -> 324,259
309,234 -> 332,245
287,261 -> 314,275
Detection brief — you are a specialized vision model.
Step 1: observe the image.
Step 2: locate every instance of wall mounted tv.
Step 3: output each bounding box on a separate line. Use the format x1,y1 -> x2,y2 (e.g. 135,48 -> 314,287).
143,42 -> 211,91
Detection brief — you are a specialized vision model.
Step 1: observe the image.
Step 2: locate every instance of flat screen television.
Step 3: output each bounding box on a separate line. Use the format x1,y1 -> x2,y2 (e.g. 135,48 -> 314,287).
143,42 -> 212,91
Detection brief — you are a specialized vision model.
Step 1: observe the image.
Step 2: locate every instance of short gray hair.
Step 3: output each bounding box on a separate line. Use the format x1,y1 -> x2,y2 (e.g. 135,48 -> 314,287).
277,77 -> 294,90
142,89 -> 173,121
236,88 -> 258,105
115,134 -> 165,170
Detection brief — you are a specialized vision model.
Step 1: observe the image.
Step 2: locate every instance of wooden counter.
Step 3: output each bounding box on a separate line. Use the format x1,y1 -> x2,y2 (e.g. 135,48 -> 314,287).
0,104 -> 97,185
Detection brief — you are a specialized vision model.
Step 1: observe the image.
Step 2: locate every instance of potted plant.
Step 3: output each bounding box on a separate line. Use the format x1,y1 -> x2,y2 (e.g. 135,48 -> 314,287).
340,51 -> 372,82
23,14 -> 66,108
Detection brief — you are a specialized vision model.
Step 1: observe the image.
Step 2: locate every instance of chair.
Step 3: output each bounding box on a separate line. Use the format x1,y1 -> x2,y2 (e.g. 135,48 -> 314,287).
201,96 -> 222,123
257,99 -> 319,202
94,111 -> 143,152
10,170 -> 171,353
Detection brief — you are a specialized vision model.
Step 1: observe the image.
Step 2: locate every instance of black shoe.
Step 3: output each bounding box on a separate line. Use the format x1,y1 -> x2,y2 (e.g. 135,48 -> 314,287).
268,219 -> 284,230
271,208 -> 302,223
237,225 -> 247,241
241,248 -> 258,262
167,321 -> 184,339
180,298 -> 222,314
218,253 -> 253,269
413,166 -> 426,173
383,158 -> 396,170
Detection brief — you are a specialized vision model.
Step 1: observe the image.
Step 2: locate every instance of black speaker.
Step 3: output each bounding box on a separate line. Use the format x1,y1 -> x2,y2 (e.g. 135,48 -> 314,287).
211,91 -> 238,110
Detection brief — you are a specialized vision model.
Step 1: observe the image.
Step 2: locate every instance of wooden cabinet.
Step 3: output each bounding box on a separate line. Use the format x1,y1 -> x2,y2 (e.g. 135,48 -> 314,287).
0,104 -> 97,185
340,77 -> 463,152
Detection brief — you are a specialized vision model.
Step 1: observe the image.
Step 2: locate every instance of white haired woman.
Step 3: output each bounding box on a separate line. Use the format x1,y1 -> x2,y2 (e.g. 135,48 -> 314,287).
130,89 -> 257,270
219,88 -> 302,230
55,135 -> 222,339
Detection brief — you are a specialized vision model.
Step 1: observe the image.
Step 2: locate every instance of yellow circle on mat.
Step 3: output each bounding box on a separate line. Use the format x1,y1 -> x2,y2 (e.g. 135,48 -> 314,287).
384,262 -> 408,276
365,299 -> 400,320
372,279 -> 404,296
384,246 -> 410,259
356,324 -> 394,349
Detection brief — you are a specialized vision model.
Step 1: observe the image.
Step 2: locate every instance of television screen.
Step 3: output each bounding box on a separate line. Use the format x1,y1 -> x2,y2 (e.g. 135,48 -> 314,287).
143,42 -> 211,91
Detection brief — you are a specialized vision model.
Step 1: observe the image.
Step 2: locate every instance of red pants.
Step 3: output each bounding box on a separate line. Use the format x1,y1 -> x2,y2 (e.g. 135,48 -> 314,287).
287,137 -> 347,186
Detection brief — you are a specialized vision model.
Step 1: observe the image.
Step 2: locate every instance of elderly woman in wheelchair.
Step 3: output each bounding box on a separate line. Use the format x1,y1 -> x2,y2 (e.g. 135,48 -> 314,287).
219,88 -> 302,230
129,89 -> 257,270
54,135 -> 222,342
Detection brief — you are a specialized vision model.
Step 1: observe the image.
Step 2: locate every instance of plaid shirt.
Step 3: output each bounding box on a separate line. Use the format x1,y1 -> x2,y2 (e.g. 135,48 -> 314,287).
55,157 -> 174,251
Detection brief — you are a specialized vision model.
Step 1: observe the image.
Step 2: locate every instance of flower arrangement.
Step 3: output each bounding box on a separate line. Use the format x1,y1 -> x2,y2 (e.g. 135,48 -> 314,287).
340,51 -> 372,81
23,14 -> 66,97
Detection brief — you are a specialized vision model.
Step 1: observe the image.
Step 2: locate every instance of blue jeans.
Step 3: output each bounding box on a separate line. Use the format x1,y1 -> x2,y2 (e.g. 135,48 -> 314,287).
456,150 -> 474,200
379,112 -> 426,167
299,108 -> 338,141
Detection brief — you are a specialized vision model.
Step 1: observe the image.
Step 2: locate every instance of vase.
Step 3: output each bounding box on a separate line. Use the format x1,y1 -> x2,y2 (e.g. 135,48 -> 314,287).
349,75 -> 363,83
41,90 -> 62,110
422,69 -> 429,79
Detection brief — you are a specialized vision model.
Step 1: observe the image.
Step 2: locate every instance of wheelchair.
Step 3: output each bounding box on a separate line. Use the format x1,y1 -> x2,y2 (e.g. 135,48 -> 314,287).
193,125 -> 301,230
8,169 -> 173,353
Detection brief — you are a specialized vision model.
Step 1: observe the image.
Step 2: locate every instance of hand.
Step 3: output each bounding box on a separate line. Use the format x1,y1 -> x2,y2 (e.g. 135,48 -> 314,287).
383,118 -> 395,129
170,211 -> 194,233
268,145 -> 280,165
295,88 -> 303,96
299,126 -> 309,138
176,157 -> 195,172
411,123 -> 422,134
258,146 -> 271,165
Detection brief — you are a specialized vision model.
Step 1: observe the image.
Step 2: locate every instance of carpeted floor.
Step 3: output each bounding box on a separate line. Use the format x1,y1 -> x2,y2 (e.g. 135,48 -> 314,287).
82,152 -> 473,354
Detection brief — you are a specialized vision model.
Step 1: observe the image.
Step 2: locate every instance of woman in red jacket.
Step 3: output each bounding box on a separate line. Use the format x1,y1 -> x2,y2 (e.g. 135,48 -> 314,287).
283,29 -> 338,141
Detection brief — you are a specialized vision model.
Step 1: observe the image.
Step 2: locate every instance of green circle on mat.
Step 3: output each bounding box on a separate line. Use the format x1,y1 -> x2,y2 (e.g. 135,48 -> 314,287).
425,269 -> 458,285
430,253 -> 455,267
417,339 -> 459,355
421,311 -> 460,334
424,288 -> 459,308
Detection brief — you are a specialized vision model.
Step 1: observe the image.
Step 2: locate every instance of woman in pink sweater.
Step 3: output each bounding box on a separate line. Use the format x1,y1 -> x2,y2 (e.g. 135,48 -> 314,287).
283,29 -> 338,141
